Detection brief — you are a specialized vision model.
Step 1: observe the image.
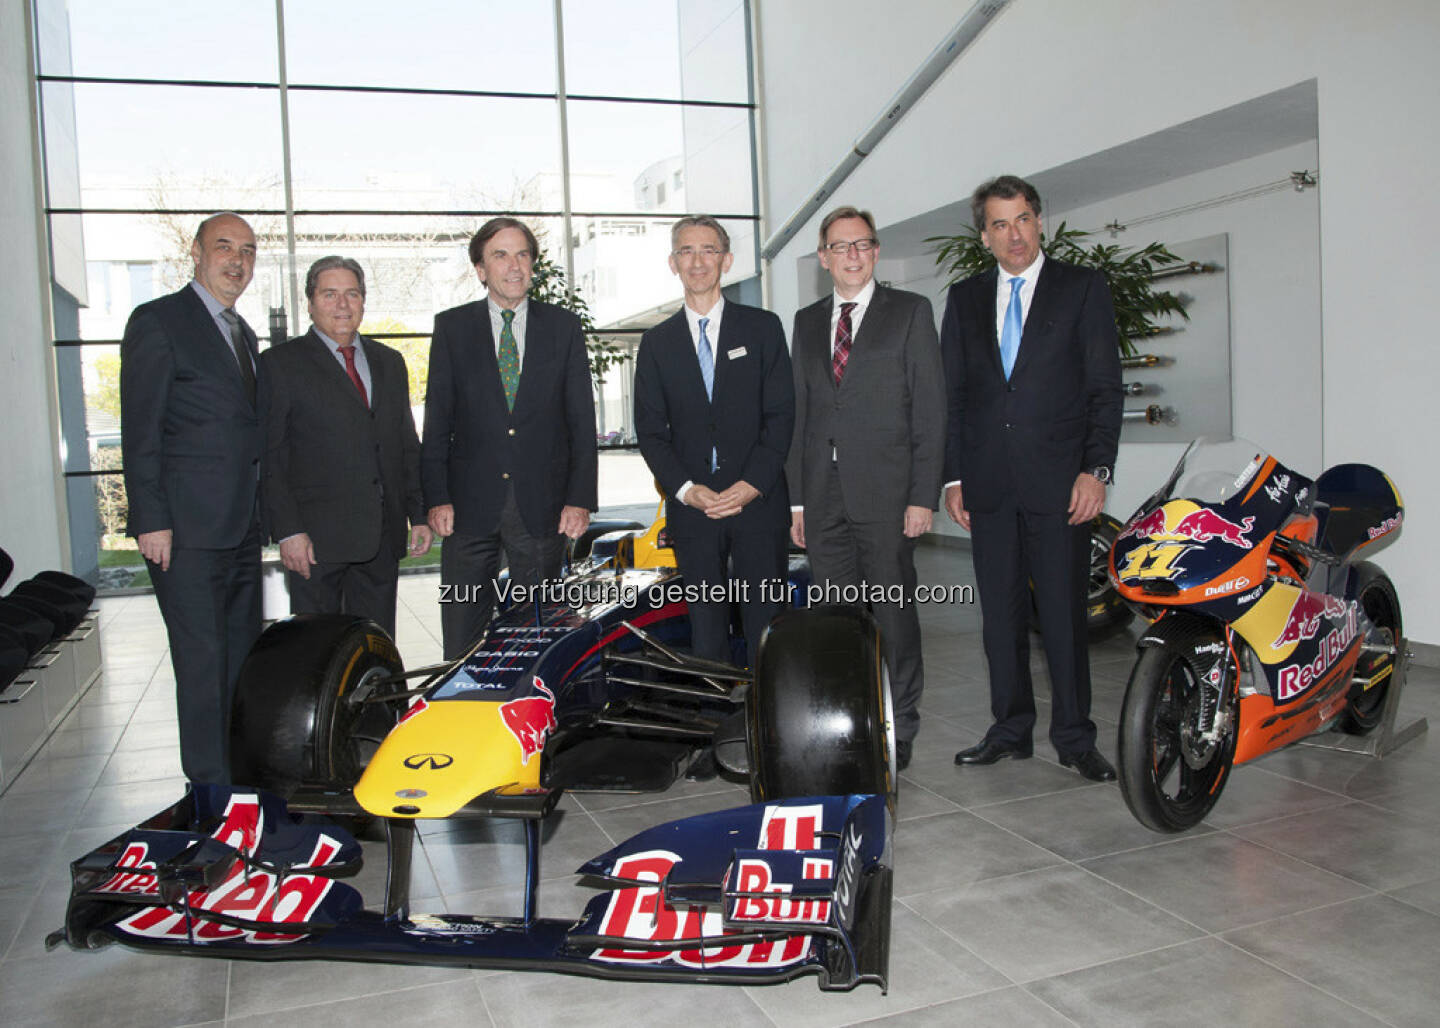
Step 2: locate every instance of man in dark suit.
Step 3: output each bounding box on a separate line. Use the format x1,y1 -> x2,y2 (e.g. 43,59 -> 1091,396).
634,215 -> 794,666
942,175 -> 1123,782
121,212 -> 264,784
422,218 -> 597,659
260,256 -> 431,638
786,206 -> 945,772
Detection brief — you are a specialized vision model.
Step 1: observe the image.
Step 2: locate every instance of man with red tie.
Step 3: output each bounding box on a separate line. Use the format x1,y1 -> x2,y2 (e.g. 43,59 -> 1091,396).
785,206 -> 945,771
260,256 -> 431,637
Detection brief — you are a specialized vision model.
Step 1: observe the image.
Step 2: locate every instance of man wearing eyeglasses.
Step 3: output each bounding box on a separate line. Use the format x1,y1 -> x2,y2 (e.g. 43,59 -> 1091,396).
121,212 -> 264,785
634,216 -> 794,669
784,206 -> 945,772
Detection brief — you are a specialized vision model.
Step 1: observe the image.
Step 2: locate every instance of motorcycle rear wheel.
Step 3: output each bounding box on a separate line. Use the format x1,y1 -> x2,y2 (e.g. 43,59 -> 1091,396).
1340,565 -> 1402,734
1117,643 -> 1237,833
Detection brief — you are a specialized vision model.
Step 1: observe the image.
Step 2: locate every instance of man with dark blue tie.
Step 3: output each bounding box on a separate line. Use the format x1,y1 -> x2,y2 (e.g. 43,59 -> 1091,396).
633,216 -> 794,667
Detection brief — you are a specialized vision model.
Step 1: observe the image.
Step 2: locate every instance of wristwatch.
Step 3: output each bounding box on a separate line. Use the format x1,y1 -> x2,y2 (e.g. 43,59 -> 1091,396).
1085,465 -> 1113,485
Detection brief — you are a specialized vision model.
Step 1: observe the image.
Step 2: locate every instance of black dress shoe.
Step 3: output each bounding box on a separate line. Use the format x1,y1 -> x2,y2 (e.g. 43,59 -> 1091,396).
1059,749 -> 1117,782
954,739 -> 1032,765
896,739 -> 913,772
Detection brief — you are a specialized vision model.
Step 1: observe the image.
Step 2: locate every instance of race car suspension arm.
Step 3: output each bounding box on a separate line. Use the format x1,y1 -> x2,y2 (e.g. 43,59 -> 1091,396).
618,619 -> 752,693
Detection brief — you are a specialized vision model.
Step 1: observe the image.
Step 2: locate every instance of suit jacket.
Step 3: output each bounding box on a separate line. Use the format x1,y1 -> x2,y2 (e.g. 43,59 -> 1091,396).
260,330 -> 425,563
633,301 -> 794,533
421,299 -> 597,538
941,258 -> 1123,514
120,284 -> 263,548
786,284 -> 945,523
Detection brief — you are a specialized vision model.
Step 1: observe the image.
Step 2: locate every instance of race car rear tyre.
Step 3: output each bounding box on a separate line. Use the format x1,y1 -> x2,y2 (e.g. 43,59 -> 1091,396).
567,519 -> 644,564
1117,640 -> 1236,833
1340,564 -> 1401,735
230,614 -> 406,796
1085,513 -> 1134,639
748,605 -> 895,805
1030,513 -> 1133,640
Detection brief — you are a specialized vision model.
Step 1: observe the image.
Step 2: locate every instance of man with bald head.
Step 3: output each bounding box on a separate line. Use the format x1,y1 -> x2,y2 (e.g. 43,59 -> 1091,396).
121,211 -> 266,784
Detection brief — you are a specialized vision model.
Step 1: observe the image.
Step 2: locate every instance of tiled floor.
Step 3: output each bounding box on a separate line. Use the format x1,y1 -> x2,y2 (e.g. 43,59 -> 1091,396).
3,546 -> 1439,1027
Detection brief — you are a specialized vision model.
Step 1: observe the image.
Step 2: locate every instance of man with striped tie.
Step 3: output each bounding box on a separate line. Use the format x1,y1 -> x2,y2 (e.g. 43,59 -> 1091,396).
785,206 -> 945,772
941,175 -> 1123,781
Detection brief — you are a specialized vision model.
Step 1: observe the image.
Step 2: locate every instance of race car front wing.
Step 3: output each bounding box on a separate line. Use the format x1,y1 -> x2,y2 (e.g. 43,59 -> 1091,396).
50,785 -> 892,992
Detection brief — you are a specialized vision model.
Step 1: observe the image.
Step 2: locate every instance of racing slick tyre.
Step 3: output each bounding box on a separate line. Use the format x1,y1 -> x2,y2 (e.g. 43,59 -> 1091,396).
1084,513 -> 1134,639
1030,513 -> 1134,641
1339,564 -> 1402,735
748,605 -> 895,805
230,614 -> 406,796
1117,640 -> 1237,833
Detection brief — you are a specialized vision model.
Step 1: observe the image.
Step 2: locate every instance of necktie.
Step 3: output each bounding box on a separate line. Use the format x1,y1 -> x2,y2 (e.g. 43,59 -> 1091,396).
698,317 -> 717,471
1000,276 -> 1023,380
339,344 -> 368,407
832,301 -> 857,386
498,308 -> 520,411
219,307 -> 257,404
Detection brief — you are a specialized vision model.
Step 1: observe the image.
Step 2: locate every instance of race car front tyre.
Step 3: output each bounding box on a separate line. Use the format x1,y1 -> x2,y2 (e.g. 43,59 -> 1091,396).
748,605 -> 895,805
229,614 -> 406,796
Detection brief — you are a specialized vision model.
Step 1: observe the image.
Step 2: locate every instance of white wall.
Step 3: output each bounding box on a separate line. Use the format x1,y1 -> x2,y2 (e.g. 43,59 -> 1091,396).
758,0 -> 1440,644
0,3 -> 66,583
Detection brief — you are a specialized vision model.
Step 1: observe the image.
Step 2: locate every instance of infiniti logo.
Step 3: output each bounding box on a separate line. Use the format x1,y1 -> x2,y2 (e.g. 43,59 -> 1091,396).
403,752 -> 454,770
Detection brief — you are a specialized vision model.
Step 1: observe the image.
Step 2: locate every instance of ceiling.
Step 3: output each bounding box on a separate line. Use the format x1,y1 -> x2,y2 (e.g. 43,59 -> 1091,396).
879,79 -> 1318,260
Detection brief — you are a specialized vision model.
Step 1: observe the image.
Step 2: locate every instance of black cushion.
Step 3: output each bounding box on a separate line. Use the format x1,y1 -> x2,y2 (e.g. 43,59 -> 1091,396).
0,599 -> 53,656
10,579 -> 87,635
31,569 -> 96,608
0,624 -> 27,691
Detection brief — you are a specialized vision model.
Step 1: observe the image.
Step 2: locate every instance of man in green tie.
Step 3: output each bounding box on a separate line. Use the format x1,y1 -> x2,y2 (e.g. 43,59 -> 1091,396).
422,218 -> 598,659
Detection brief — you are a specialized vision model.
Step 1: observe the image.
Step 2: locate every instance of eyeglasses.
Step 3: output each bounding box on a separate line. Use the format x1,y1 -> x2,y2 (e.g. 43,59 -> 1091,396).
823,239 -> 878,255
672,245 -> 727,260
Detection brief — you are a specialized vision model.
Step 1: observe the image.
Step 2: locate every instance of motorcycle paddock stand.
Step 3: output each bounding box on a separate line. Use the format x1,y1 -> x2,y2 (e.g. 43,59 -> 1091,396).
1302,638 -> 1428,758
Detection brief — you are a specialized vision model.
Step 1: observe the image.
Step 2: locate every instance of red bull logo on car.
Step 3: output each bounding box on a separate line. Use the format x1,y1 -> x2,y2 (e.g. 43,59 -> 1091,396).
108,793 -> 344,945
1121,501 -> 1255,549
497,677 -> 557,766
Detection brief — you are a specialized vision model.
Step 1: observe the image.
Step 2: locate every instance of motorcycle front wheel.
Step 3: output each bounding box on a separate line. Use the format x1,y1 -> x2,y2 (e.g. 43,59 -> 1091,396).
1117,644 -> 1237,833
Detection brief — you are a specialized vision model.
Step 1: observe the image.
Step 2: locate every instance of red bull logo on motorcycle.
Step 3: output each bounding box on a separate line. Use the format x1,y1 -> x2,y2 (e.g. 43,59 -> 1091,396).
1121,502 -> 1255,550
1367,514 -> 1401,540
1272,591 -> 1349,650
497,677 -> 557,766
1277,602 -> 1359,700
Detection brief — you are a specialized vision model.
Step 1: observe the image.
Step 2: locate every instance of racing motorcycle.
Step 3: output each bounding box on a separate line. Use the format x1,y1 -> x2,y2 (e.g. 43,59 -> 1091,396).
1109,437 -> 1404,832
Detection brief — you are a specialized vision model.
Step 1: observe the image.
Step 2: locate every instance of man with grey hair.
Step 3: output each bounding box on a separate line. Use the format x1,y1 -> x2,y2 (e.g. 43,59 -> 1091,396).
942,174 -> 1123,781
122,211 -> 264,784
635,214 -> 794,670
260,255 -> 430,637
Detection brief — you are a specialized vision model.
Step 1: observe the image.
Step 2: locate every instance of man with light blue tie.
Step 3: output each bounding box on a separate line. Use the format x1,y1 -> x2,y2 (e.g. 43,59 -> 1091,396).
634,215 -> 794,667
940,175 -> 1123,782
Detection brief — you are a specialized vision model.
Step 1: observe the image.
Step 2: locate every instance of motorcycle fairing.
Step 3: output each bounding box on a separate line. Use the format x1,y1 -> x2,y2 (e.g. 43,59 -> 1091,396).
55,788 -> 892,992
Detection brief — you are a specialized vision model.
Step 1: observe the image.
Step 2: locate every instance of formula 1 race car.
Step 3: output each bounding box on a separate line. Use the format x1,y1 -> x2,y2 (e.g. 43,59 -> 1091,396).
51,509 -> 896,991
